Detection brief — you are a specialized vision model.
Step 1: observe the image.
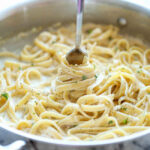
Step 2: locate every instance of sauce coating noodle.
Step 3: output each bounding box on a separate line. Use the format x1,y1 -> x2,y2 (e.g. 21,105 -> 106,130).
0,23 -> 150,141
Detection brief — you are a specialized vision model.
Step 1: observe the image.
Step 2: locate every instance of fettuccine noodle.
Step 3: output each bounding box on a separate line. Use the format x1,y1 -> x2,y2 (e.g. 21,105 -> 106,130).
0,23 -> 150,141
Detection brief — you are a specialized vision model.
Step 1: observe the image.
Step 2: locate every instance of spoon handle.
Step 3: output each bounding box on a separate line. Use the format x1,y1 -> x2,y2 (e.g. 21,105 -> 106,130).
75,0 -> 84,49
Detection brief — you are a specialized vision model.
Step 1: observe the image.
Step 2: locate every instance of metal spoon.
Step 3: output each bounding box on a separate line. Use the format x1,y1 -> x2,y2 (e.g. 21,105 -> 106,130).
66,0 -> 87,65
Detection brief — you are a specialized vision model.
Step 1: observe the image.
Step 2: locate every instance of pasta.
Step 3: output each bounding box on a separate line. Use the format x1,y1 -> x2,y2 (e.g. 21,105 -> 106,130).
0,23 -> 150,141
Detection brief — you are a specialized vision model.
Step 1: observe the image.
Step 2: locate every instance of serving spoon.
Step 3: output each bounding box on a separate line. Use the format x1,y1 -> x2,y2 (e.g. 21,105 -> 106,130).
66,0 -> 87,65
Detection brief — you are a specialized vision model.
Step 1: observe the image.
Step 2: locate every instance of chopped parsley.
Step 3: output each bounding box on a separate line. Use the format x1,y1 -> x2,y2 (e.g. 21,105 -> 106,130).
86,29 -> 93,34
18,66 -> 22,70
1,93 -> 8,100
31,63 -> 34,66
137,70 -> 141,73
95,75 -> 98,79
109,68 -> 112,72
35,101 -> 38,105
52,41 -> 56,44
121,107 -> 127,111
93,64 -> 96,69
72,125 -> 77,128
108,37 -> 112,41
122,118 -> 128,124
82,75 -> 87,80
114,47 -> 118,52
108,120 -> 113,124
73,81 -> 78,83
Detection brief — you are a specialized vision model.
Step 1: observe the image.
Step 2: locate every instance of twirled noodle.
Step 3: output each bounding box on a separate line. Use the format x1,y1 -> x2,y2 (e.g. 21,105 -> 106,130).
0,23 -> 150,141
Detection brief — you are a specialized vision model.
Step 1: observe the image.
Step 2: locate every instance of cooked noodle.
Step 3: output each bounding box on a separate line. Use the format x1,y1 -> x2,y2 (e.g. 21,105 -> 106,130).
0,23 -> 150,141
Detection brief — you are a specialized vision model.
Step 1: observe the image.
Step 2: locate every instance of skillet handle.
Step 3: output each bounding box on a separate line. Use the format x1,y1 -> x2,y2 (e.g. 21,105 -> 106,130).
0,140 -> 26,150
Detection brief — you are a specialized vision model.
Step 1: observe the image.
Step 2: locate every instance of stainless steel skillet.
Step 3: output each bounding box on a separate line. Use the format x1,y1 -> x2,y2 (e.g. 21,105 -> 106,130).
0,0 -> 150,149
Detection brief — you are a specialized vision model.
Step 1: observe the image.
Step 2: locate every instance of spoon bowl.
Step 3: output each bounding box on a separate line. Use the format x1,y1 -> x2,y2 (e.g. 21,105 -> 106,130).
66,48 -> 87,65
